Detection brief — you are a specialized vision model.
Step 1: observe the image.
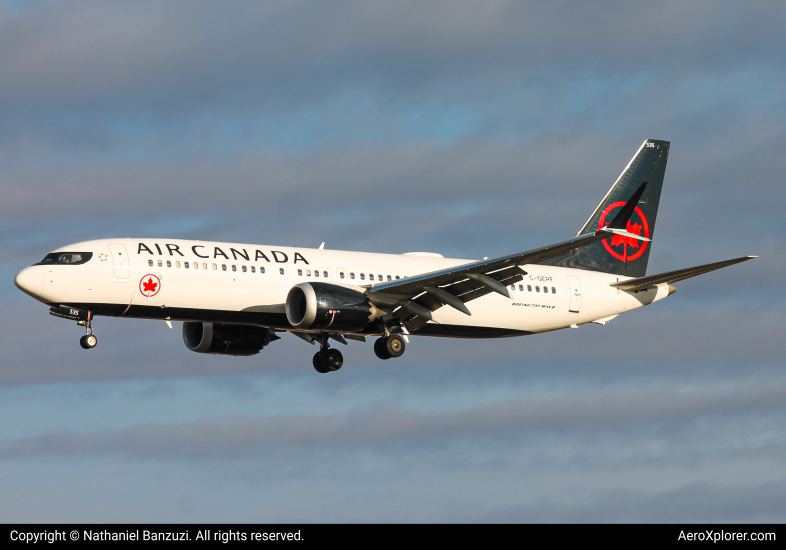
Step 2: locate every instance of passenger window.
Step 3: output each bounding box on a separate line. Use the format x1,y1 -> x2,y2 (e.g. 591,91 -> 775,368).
298,269 -> 303,276
378,274 -> 382,281
148,259 -> 153,266
212,263 -> 217,270
185,262 -> 190,269
387,275 -> 392,281
323,271 -> 328,278
369,274 -> 374,281
203,263 -> 207,270
222,264 -> 227,271
360,273 -> 365,280
510,285 -> 515,290
231,265 -> 236,272
167,261 -> 172,268
519,285 -> 523,291
306,269 -> 311,276
279,268 -> 284,275
350,273 -> 355,280
193,262 -> 198,270
260,267 -> 265,274
314,270 -> 319,278
242,265 -> 247,272
158,260 -> 163,267
527,285 -> 532,291
535,286 -> 540,292
251,266 -> 255,273
340,272 -> 345,279
396,276 -> 400,279
551,287 -> 556,294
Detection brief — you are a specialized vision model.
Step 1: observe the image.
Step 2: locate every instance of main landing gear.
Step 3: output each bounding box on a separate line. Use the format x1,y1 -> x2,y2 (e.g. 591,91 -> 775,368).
312,339 -> 343,374
78,317 -> 97,349
308,332 -> 405,373
374,334 -> 406,360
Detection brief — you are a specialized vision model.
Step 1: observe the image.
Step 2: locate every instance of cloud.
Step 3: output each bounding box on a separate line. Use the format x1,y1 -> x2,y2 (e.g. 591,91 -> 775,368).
4,383 -> 785,458
481,481 -> 786,523
2,1 -> 785,107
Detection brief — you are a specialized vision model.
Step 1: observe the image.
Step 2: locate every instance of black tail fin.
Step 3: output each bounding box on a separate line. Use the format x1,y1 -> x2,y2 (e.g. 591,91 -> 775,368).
539,139 -> 670,277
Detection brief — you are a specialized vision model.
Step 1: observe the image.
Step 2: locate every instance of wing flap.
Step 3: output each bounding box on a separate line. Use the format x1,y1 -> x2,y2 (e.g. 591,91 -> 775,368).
387,265 -> 525,326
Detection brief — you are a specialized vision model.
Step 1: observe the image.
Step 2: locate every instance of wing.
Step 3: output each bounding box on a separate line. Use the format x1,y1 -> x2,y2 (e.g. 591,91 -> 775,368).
366,183 -> 651,331
610,256 -> 756,292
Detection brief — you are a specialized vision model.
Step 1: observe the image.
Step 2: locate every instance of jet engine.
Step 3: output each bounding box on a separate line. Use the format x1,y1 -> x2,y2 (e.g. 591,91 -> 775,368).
182,322 -> 278,356
285,282 -> 383,332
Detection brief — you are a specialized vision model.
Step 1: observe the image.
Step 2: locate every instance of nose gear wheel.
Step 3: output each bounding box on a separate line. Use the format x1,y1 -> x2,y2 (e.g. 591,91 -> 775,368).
80,334 -> 98,349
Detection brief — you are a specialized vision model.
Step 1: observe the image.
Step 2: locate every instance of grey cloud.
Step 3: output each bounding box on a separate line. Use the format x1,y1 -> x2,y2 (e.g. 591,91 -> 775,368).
2,1 -> 784,108
3,384 -> 785,458
480,481 -> 786,523
3,131 -> 784,243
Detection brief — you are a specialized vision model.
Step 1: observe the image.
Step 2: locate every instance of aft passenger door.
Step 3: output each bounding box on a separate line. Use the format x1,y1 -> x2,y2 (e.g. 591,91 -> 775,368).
567,275 -> 582,313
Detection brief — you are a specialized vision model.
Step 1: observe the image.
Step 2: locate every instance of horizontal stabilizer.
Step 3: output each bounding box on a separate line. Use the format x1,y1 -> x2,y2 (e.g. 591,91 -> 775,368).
610,256 -> 757,292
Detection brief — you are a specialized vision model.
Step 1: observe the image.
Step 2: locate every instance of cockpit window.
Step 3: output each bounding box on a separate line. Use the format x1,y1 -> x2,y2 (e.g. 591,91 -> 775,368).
37,252 -> 93,265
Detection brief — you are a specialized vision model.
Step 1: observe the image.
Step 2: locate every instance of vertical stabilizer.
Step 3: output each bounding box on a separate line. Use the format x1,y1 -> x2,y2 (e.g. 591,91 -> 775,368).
539,139 -> 670,277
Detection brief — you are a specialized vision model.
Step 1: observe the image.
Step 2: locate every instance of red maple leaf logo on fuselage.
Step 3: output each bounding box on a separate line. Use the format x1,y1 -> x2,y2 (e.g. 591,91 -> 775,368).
142,278 -> 158,293
610,220 -> 642,248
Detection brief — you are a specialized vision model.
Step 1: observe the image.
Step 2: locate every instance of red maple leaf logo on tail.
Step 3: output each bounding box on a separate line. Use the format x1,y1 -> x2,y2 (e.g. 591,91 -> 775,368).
610,220 -> 642,248
142,278 -> 158,293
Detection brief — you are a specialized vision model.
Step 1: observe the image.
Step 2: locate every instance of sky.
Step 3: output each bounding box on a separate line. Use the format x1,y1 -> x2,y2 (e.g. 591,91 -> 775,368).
0,0 -> 784,522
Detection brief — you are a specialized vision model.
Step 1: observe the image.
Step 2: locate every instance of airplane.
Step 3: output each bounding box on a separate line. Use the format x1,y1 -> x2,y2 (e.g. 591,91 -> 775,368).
14,139 -> 755,373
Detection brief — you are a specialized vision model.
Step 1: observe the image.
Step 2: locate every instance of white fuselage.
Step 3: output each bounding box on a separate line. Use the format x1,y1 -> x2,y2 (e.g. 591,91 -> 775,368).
16,238 -> 671,338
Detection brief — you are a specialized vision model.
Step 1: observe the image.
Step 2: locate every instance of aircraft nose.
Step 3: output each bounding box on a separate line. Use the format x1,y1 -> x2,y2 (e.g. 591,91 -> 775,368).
14,266 -> 43,299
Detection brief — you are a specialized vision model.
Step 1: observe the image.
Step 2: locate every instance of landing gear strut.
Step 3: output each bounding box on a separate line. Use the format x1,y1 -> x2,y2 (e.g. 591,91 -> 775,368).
374,334 -> 405,360
312,339 -> 343,373
77,315 -> 97,349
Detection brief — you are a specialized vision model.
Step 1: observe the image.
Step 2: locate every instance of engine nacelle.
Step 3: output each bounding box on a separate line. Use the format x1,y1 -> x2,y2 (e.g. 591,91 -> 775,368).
285,282 -> 381,332
182,322 -> 276,356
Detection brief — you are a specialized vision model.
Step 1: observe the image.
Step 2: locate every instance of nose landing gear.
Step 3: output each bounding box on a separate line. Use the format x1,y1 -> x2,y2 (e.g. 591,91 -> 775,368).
49,305 -> 98,349
78,316 -> 97,349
